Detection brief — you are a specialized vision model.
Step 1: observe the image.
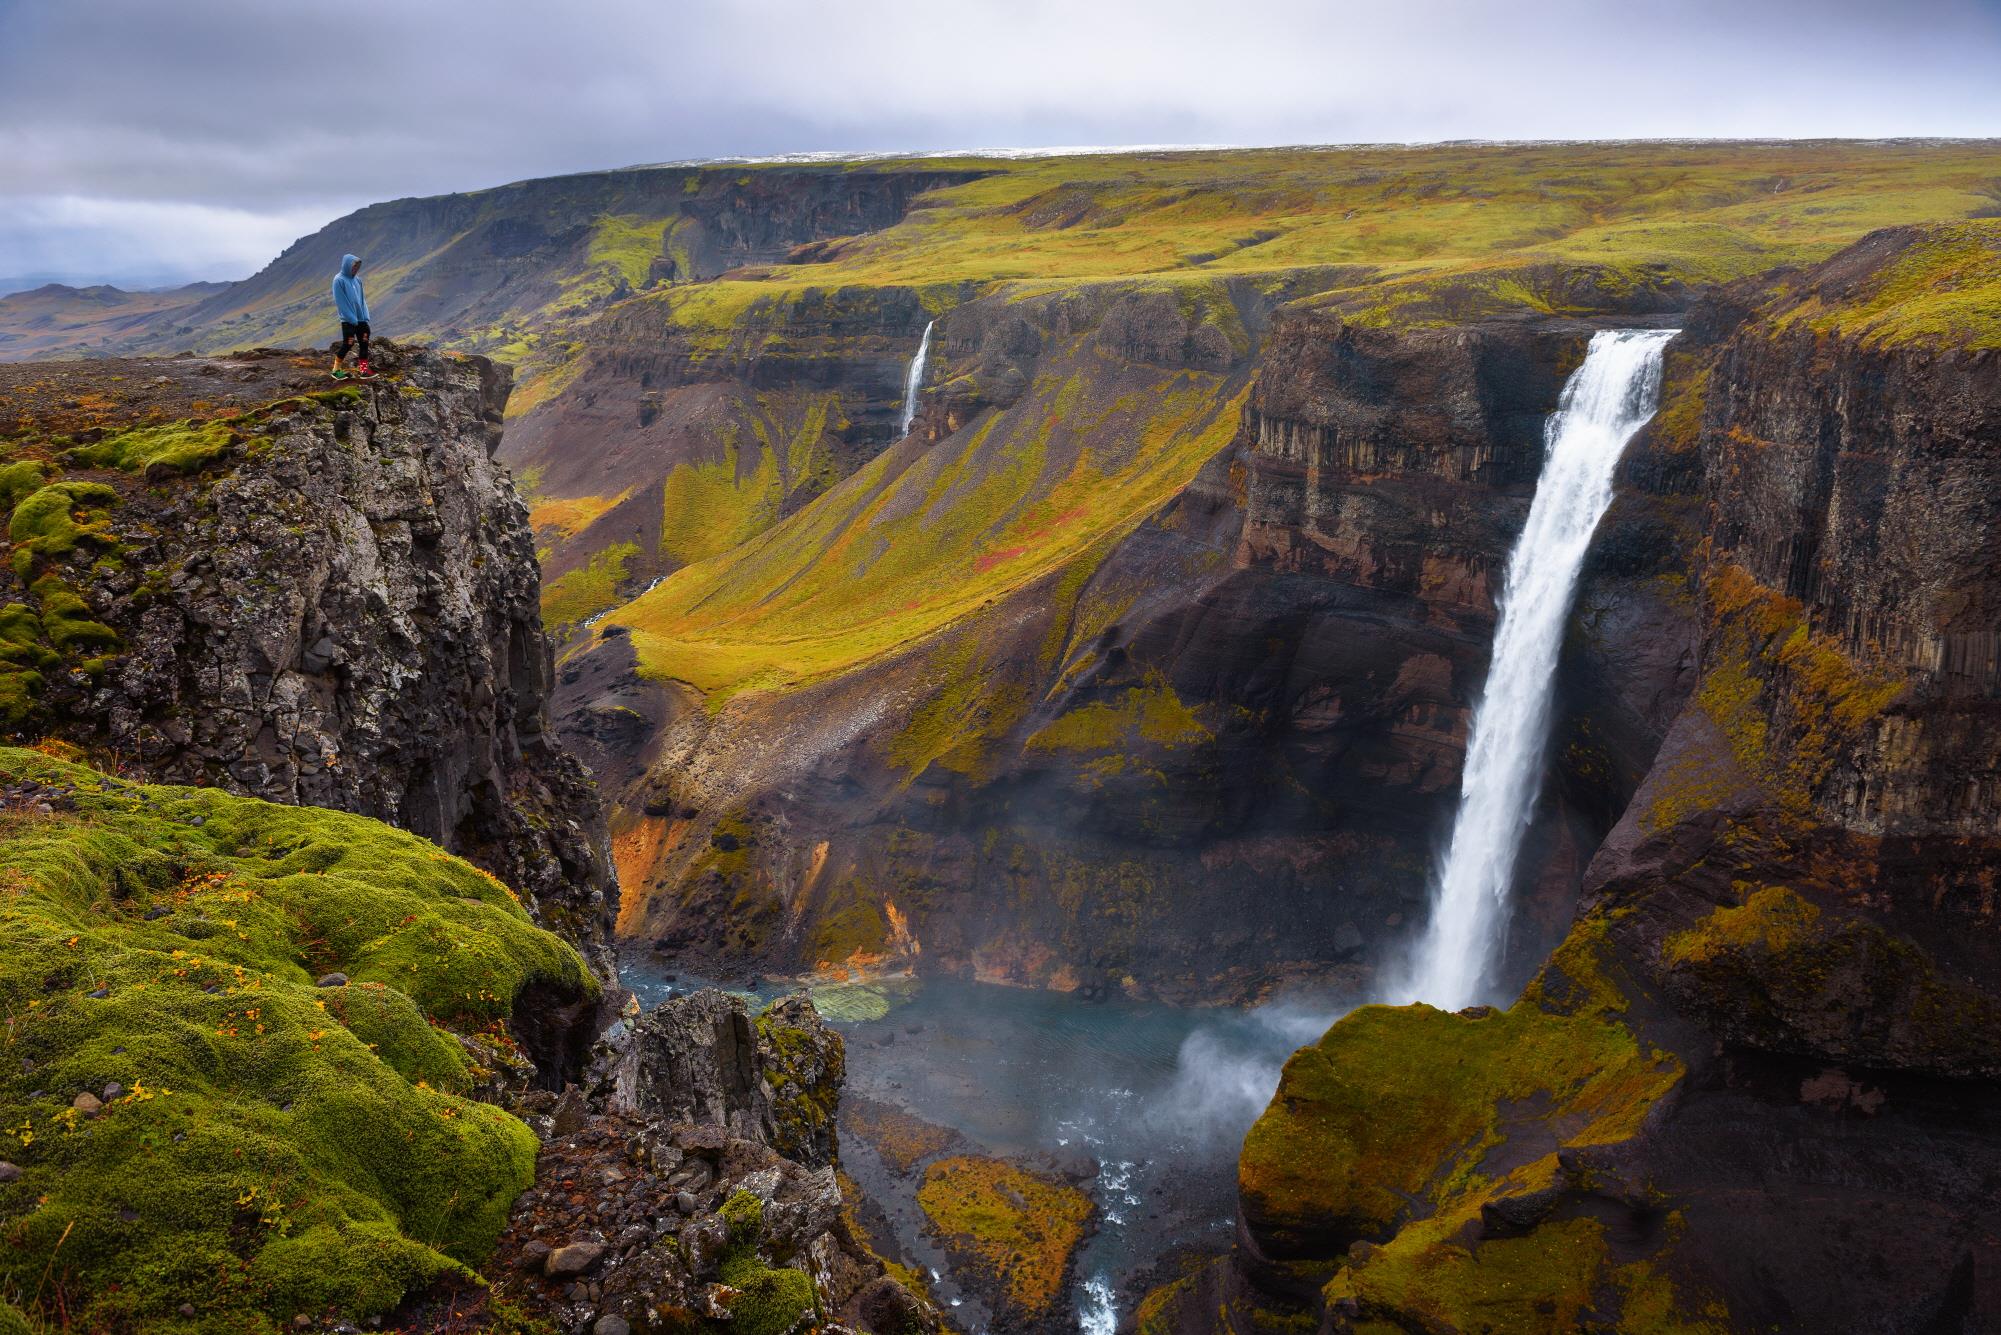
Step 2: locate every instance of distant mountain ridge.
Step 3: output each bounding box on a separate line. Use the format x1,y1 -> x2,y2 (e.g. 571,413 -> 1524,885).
0,280 -> 230,359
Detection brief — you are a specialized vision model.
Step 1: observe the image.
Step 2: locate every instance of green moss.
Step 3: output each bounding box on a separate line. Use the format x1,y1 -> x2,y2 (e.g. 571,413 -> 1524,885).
885,637 -> 1029,783
752,1001 -> 843,1162
711,1190 -> 816,1335
1239,914 -> 1726,1332
1771,219 -> 2001,350
63,420 -> 236,474
807,885 -> 889,966
1655,881 -> 2001,1074
1650,359 -> 1711,454
9,481 -> 118,579
0,605 -> 56,727
1663,884 -> 1818,964
719,1188 -> 765,1244
0,462 -> 50,511
0,747 -> 593,1331
657,432 -> 785,568
717,1252 -> 816,1335
917,1156 -> 1093,1322
29,576 -> 116,653
1026,672 -> 1210,753
1240,915 -> 1680,1257
1697,562 -> 1906,823
586,214 -> 671,290
1325,1214 -> 1727,1335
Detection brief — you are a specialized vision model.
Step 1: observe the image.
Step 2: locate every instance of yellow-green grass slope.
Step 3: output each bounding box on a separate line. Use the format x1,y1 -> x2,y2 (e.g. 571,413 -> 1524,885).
1768,217 -> 2001,350
608,346 -> 1247,704
0,746 -> 594,1333
532,386 -> 848,636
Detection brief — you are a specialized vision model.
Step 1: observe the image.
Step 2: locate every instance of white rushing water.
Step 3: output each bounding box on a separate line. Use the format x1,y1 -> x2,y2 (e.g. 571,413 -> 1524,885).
898,319 -> 934,436
1400,328 -> 1675,1012
1079,1276 -> 1118,1335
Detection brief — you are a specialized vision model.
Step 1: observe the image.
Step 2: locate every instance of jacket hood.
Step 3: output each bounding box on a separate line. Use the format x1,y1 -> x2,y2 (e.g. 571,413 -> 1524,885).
340,254 -> 360,277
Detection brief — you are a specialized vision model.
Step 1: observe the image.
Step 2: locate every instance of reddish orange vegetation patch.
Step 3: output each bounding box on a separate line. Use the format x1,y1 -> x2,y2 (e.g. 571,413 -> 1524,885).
844,1094 -> 966,1175
973,546 -> 1027,572
611,815 -> 676,935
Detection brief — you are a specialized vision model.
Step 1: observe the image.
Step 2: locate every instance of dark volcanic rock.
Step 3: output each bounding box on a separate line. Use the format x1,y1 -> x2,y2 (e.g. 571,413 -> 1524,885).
481,1095 -> 933,1335
589,990 -> 845,1169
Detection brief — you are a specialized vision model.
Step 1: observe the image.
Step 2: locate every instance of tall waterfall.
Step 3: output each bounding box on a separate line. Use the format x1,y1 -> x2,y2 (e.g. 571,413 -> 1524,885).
898,320 -> 934,437
1400,328 -> 1675,1012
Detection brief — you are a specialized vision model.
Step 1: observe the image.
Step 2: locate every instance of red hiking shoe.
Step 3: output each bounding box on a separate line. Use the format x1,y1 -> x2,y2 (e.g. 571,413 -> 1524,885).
356,360 -> 378,380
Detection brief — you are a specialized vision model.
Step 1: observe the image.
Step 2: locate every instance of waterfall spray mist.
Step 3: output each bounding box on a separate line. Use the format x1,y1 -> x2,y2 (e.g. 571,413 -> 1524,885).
1399,328 -> 1674,1012
899,320 -> 934,436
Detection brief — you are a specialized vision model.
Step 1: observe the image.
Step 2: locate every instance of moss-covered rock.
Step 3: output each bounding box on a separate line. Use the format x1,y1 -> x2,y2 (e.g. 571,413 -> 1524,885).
0,747 -> 593,1332
712,1189 -> 818,1335
1240,919 -> 1682,1263
1229,919 -> 1724,1332
915,1154 -> 1093,1328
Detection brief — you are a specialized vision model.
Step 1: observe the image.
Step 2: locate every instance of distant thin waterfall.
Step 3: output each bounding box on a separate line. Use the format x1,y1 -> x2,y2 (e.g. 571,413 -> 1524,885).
1400,329 -> 1675,1012
898,319 -> 934,436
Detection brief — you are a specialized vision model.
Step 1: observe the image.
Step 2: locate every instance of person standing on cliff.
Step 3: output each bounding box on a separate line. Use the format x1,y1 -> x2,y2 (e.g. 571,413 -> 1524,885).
329,253 -> 376,381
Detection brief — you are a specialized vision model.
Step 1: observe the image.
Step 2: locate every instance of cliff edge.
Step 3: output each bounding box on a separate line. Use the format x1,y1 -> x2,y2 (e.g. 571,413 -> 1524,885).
0,344 -> 618,981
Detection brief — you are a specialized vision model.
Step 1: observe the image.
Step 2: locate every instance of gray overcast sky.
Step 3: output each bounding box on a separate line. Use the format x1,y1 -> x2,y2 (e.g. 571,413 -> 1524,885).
3,0 -> 1999,287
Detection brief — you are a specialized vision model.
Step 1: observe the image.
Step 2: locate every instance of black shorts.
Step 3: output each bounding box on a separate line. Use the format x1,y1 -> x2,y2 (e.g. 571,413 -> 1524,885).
340,320 -> 370,339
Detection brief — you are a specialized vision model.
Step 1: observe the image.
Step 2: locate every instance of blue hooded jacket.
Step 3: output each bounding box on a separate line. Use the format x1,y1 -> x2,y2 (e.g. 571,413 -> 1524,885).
331,254 -> 369,325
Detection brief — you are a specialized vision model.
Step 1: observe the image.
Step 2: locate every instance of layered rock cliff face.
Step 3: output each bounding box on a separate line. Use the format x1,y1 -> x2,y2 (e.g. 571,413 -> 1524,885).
1145,223 -> 2001,1334
572,281 -> 1694,1001
0,346 -> 619,998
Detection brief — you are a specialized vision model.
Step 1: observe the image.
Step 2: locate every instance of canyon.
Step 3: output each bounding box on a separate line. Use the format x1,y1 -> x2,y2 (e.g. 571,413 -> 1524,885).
0,142 -> 1996,1333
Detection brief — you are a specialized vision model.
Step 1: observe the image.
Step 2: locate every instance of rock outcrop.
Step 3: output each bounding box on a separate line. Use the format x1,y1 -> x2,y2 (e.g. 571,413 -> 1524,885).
1144,222 -> 2001,1334
0,345 -> 618,988
590,990 -> 844,1168
493,992 -> 939,1335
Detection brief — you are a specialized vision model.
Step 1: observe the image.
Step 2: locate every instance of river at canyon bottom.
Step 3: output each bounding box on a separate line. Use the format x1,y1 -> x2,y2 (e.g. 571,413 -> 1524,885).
620,956 -> 1352,1333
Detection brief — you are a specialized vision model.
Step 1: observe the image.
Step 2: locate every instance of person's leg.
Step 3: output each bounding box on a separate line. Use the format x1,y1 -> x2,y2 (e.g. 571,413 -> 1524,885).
333,322 -> 355,377
357,322 -> 372,375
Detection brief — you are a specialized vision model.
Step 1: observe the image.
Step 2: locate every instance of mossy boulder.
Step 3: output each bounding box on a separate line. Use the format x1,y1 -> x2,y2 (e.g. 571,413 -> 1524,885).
1240,920 -> 1682,1265
712,1189 -> 818,1335
0,746 -> 594,1332
1228,919 -> 1735,1333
